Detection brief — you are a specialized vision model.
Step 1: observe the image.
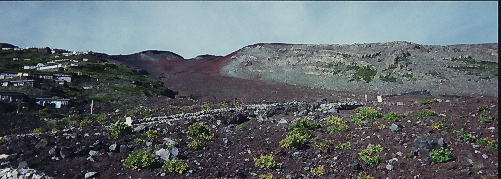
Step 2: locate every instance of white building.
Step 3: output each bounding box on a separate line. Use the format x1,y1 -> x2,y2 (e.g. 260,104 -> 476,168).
35,98 -> 70,109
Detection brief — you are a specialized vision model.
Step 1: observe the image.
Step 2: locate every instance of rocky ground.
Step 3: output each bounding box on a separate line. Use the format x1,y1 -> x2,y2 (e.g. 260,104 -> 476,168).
0,41 -> 498,178
221,42 -> 498,97
0,93 -> 498,178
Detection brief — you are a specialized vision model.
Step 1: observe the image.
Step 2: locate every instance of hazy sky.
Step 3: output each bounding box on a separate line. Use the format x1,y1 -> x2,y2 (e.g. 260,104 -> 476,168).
0,1 -> 498,58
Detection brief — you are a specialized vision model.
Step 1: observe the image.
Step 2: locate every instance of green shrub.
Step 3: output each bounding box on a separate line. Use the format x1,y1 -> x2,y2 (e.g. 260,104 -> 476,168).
110,121 -> 133,139
350,114 -> 365,127
145,130 -> 159,138
476,105 -> 490,113
412,110 -> 437,120
383,112 -> 405,122
347,65 -> 377,83
430,122 -> 445,130
326,116 -> 349,133
188,139 -> 205,149
310,165 -> 326,176
313,140 -> 331,151
377,124 -> 387,130
162,160 -> 188,174
459,134 -> 477,143
254,154 -> 281,169
187,122 -> 211,138
123,150 -> 155,169
379,75 -> 398,83
96,113 -> 108,125
79,120 -> 91,127
428,148 -> 453,163
219,103 -> 230,109
358,144 -> 383,167
478,114 -> 492,123
290,118 -> 321,131
334,141 -> 351,150
201,104 -> 212,111
235,124 -> 247,131
420,98 -> 440,105
354,107 -> 382,119
258,173 -> 273,179
133,138 -> 144,144
279,132 -> 310,149
32,128 -> 43,134
357,172 -> 375,179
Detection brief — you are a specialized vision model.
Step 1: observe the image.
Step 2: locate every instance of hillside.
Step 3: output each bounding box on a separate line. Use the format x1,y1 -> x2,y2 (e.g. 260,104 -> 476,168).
221,41 -> 498,97
0,42 -> 498,179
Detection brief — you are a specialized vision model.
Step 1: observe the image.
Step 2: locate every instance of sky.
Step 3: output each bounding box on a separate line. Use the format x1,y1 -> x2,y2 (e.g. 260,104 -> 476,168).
0,1 -> 498,58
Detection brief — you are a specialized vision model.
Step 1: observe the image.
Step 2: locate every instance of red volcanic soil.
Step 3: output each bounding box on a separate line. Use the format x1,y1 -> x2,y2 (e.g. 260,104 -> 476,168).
111,47 -> 359,104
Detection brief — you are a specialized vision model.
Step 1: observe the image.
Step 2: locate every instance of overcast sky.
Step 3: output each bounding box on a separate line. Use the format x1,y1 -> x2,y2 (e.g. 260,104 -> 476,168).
0,1 -> 498,58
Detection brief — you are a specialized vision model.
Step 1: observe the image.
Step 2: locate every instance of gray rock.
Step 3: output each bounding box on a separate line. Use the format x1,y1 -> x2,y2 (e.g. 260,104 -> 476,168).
396,102 -> 404,106
109,144 -> 117,152
171,147 -> 179,159
155,148 -> 170,161
119,145 -> 128,153
327,108 -> 339,113
437,138 -> 445,147
88,150 -> 99,157
84,172 -> 97,179
386,164 -> 394,170
48,147 -> 56,156
277,118 -> 288,124
163,138 -> 177,147
133,124 -> 146,132
414,136 -> 446,159
18,161 -> 27,169
482,154 -> 488,159
389,124 -> 399,132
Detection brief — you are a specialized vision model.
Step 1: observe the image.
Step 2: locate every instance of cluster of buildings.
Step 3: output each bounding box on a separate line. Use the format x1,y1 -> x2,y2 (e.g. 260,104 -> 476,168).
22,58 -> 88,72
1,72 -> 73,109
0,91 -> 70,109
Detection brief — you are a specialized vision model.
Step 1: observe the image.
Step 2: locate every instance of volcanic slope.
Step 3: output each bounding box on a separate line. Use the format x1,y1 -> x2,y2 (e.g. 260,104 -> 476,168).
220,41 -> 498,97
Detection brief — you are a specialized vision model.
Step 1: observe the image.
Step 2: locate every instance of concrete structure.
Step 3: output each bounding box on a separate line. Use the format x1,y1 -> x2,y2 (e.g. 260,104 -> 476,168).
35,98 -> 70,108
0,92 -> 26,103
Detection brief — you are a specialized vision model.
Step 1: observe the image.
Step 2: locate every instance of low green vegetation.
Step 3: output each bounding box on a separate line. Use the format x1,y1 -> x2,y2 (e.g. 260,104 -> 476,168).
235,124 -> 247,131
420,98 -> 440,105
447,56 -> 498,77
379,74 -> 398,83
110,121 -> 133,139
430,122 -> 445,130
201,104 -> 212,111
427,71 -> 445,79
133,138 -> 144,144
428,147 -> 453,163
312,138 -> 331,151
325,116 -> 349,133
162,160 -> 188,174
351,107 -> 382,127
254,154 -> 281,169
357,172 -> 375,179
218,103 -> 230,109
310,165 -> 326,177
358,144 -> 383,167
279,119 -> 320,149
123,150 -> 156,169
383,112 -> 405,122
187,122 -> 214,149
346,65 -> 377,83
258,173 -> 273,179
334,141 -> 352,151
459,134 -> 477,143
145,130 -> 159,138
412,109 -> 437,120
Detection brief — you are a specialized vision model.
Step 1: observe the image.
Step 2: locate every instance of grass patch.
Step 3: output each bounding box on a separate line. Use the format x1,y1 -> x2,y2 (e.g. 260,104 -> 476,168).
162,160 -> 188,174
123,150 -> 155,170
379,74 -> 398,83
358,144 -> 383,167
412,110 -> 437,120
420,98 -> 440,105
347,65 -> 377,83
429,148 -> 453,163
382,112 -> 405,122
254,154 -> 281,169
